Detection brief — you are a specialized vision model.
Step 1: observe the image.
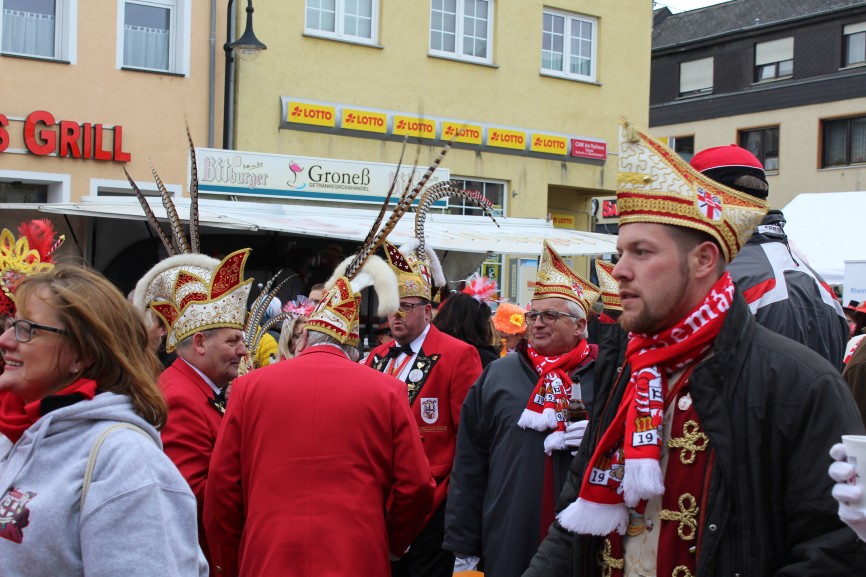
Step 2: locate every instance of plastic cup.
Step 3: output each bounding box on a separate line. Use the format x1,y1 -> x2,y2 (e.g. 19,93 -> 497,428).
841,435 -> 866,506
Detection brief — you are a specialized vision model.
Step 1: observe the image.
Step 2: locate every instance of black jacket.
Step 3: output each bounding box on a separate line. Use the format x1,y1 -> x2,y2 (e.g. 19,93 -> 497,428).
727,210 -> 849,370
523,291 -> 866,577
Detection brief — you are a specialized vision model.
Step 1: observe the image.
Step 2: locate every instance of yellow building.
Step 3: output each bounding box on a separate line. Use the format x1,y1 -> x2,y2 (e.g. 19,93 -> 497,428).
221,0 -> 651,300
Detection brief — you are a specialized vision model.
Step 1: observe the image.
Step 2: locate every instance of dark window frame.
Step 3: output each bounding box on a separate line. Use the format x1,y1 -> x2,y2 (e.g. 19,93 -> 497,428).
821,115 -> 866,168
739,126 -> 779,172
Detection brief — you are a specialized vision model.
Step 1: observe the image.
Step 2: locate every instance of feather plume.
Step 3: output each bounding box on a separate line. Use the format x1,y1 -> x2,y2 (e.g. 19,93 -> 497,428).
124,166 -> 176,255
186,126 -> 200,254
150,162 -> 190,254
462,273 -> 501,303
282,295 -> 317,317
348,254 -> 399,316
17,219 -> 62,263
357,136 -> 409,257
413,182 -> 499,256
243,270 -> 291,358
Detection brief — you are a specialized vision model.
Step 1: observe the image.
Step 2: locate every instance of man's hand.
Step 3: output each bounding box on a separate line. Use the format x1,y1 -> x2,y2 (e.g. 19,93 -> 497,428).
829,443 -> 866,540
564,420 -> 588,454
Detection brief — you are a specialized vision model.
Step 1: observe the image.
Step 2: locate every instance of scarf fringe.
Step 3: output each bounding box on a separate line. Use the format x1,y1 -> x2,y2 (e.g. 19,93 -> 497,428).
557,498 -> 628,536
543,430 -> 565,455
622,458 -> 665,507
517,408 -> 557,431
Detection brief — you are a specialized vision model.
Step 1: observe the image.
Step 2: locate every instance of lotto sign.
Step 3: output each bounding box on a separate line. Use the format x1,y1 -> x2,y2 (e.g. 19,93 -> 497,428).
487,127 -> 526,150
393,116 -> 437,139
441,122 -> 483,145
341,108 -> 387,133
530,133 -> 568,155
286,102 -> 336,128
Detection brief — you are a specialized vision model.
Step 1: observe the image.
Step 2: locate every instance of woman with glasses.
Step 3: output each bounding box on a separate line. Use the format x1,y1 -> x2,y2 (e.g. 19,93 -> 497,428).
0,265 -> 207,576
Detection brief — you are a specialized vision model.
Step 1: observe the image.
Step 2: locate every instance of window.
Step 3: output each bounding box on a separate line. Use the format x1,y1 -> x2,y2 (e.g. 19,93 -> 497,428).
429,0 -> 492,64
305,0 -> 377,45
119,0 -> 189,74
844,22 -> 866,67
754,37 -> 793,82
822,115 -> 866,168
739,127 -> 779,171
0,181 -> 48,203
446,178 -> 504,216
541,9 -> 596,82
1,0 -> 75,61
679,57 -> 713,97
669,136 -> 694,162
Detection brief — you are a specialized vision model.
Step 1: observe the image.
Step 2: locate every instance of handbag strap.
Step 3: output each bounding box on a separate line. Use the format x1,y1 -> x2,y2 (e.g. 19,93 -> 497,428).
80,423 -> 153,511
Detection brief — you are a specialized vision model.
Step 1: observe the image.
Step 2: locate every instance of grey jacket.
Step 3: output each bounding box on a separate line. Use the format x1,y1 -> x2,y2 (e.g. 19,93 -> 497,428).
0,392 -> 208,577
728,210 -> 849,369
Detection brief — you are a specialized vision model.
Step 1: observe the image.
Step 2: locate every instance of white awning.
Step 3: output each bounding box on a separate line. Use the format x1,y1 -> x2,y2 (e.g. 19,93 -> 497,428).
14,196 -> 618,257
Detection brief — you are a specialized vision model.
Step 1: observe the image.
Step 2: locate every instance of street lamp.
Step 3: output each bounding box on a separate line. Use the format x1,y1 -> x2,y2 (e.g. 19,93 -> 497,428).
224,0 -> 267,149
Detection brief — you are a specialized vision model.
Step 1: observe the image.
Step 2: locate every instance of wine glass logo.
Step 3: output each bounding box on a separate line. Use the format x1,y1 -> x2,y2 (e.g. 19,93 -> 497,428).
287,161 -> 306,190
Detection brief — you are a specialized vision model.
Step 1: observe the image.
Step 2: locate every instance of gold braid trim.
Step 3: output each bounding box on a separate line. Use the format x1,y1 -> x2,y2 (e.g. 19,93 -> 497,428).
659,493 -> 698,542
598,538 -> 624,577
672,566 -> 694,577
668,419 -> 709,465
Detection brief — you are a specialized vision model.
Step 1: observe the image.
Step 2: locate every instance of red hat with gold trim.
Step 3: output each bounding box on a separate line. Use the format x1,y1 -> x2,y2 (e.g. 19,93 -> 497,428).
134,250 -> 253,352
0,220 -> 64,317
594,259 -> 622,312
533,241 -> 600,315
616,119 -> 769,262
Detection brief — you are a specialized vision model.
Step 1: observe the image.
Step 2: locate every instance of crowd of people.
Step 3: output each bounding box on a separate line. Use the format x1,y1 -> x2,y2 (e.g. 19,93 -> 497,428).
0,119 -> 865,577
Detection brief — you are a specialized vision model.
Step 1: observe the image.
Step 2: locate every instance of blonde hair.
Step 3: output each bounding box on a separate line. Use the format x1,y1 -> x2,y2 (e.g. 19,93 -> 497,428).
277,315 -> 307,360
15,265 -> 168,429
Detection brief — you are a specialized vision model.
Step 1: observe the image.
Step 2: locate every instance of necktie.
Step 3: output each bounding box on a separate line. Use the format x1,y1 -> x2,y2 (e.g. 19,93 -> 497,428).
209,385 -> 228,415
386,344 -> 414,359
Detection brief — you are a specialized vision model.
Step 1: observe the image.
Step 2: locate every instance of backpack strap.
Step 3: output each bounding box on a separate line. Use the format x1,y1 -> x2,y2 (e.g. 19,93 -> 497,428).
80,423 -> 153,511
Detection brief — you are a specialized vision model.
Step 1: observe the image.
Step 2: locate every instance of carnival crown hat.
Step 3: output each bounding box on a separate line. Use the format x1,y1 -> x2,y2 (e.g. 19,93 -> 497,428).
533,241 -> 600,315
492,302 -> 527,335
129,128 -> 253,353
0,220 -> 65,316
616,119 -> 769,262
594,259 -> 622,312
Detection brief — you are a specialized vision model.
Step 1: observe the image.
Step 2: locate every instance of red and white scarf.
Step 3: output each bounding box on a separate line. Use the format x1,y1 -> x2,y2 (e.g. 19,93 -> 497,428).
518,340 -> 592,454
558,273 -> 735,535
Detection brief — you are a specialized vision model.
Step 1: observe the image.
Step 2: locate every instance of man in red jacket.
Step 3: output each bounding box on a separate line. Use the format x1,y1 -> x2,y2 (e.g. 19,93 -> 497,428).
204,255 -> 435,577
134,249 -> 253,575
366,241 -> 482,577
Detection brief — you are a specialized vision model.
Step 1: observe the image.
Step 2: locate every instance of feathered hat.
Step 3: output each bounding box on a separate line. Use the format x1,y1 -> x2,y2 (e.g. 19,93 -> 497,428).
492,302 -> 527,335
533,241 -> 600,315
0,220 -> 64,316
594,259 -> 622,312
130,129 -> 253,352
383,180 -> 500,301
616,118 -> 769,262
461,273 -> 500,304
282,295 -> 317,317
237,272 -> 296,375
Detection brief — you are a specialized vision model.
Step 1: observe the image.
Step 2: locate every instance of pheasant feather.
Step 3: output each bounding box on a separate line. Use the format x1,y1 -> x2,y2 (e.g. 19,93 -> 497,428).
151,163 -> 190,254
124,166 -> 176,255
185,126 -> 200,254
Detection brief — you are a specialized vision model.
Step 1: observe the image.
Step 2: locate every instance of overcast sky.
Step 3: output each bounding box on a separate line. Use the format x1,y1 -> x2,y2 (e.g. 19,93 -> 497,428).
655,0 -> 734,13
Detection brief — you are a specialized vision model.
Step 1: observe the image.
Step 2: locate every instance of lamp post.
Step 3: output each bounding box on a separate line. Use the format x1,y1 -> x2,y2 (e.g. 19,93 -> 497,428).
223,0 -> 267,149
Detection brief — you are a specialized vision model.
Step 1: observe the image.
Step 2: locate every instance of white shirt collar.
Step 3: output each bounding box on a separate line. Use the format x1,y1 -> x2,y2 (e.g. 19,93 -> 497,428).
179,357 -> 221,395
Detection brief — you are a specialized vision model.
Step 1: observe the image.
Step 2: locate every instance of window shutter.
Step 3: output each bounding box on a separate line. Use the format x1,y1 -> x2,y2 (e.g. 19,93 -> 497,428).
680,57 -> 713,93
845,22 -> 866,35
755,37 -> 793,65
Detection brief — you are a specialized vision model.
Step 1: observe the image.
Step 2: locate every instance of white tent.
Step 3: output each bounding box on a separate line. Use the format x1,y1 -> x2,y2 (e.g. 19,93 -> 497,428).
781,191 -> 866,285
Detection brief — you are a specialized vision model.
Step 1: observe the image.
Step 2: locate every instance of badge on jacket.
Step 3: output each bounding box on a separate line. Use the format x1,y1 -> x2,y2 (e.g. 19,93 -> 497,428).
420,397 -> 439,424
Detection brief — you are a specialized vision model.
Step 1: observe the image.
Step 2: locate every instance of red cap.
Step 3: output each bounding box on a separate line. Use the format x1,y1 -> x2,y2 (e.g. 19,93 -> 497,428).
691,145 -> 764,172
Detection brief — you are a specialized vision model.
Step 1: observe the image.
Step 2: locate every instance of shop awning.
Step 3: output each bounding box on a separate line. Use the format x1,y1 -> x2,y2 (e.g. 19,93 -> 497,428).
12,196 -> 619,257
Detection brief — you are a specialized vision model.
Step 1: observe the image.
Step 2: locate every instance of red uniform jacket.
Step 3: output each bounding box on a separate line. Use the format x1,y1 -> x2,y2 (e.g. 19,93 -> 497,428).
204,346 -> 435,577
366,325 -> 482,521
160,358 -> 223,574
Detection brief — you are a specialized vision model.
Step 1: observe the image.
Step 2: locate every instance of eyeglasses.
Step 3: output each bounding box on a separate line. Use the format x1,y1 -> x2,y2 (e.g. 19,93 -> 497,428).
4,318 -> 70,343
397,301 -> 427,314
524,310 -> 579,325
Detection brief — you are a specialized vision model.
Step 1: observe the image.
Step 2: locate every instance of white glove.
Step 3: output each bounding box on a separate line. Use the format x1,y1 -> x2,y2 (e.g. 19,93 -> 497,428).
829,443 -> 866,540
564,420 -> 588,454
453,554 -> 480,572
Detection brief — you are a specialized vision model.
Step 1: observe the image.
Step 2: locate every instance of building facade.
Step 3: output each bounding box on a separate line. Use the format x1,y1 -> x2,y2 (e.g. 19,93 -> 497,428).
649,0 -> 866,209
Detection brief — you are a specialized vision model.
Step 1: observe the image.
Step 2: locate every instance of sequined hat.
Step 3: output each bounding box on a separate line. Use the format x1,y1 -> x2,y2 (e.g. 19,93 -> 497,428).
383,239 -> 442,301
0,220 -> 64,317
533,241 -> 600,315
594,259 -> 622,312
616,119 -> 769,263
134,250 -> 253,352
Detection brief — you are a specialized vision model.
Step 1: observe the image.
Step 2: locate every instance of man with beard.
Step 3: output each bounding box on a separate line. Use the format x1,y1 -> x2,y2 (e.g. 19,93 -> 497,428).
443,241 -> 600,577
522,120 -> 865,577
366,240 -> 482,577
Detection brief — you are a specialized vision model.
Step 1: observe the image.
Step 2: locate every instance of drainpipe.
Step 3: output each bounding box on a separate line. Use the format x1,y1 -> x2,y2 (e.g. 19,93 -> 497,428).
208,0 -> 217,147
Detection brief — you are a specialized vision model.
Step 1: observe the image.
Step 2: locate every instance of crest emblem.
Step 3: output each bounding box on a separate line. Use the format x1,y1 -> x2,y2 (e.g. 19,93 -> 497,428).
696,187 -> 723,221
420,397 -> 439,424
0,487 -> 36,544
